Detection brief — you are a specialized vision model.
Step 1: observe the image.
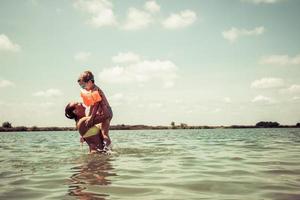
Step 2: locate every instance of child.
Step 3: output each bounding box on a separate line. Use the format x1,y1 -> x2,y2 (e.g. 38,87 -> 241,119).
77,71 -> 113,148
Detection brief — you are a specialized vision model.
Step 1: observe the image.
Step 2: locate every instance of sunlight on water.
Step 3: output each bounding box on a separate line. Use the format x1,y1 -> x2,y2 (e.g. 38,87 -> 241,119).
0,129 -> 300,200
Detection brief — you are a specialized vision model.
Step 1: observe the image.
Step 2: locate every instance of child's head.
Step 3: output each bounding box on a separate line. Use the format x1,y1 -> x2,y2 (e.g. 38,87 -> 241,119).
78,71 -> 95,90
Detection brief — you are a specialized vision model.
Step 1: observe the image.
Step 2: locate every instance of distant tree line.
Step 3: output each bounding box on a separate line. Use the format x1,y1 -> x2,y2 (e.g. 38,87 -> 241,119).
0,121 -> 75,132
255,121 -> 280,128
2,121 -> 12,128
1,121 -> 300,132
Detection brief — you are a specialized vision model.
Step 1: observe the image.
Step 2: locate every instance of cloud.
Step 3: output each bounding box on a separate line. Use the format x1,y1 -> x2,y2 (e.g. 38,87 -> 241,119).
74,51 -> 91,62
21,102 -> 55,108
213,108 -> 221,113
149,102 -> 163,108
0,79 -> 15,88
112,52 -> 140,64
287,85 -> 300,94
33,89 -> 63,97
162,10 -> 197,29
110,93 -> 124,106
73,0 -> 117,27
88,9 -> 117,27
74,1 -> 196,31
251,77 -> 284,89
110,93 -> 124,101
122,8 -> 153,30
279,84 -> 300,95
224,97 -> 232,103
99,53 -> 178,88
0,34 -> 21,52
260,54 -> 300,66
144,1 -> 160,13
292,96 -> 300,101
252,95 -> 274,104
222,26 -> 265,42
242,0 -> 285,4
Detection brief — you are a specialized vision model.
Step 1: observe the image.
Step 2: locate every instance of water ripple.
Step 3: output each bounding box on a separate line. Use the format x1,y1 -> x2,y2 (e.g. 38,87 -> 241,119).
1,129 -> 300,199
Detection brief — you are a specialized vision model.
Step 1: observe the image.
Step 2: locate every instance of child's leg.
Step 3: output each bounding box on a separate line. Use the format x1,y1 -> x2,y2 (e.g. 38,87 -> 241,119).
101,119 -> 111,146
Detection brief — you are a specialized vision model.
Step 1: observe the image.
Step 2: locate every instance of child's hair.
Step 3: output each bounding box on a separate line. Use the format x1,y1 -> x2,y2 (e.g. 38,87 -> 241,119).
78,71 -> 95,83
65,103 -> 78,121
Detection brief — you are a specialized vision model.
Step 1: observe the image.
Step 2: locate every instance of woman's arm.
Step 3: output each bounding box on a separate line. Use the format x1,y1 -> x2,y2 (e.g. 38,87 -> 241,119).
77,116 -> 92,135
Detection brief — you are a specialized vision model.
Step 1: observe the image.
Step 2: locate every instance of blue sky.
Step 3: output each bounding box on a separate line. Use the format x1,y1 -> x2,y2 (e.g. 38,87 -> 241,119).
0,0 -> 300,127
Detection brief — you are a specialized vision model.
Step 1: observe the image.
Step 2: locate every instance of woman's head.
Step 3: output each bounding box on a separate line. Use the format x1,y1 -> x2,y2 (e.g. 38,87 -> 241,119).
65,102 -> 85,121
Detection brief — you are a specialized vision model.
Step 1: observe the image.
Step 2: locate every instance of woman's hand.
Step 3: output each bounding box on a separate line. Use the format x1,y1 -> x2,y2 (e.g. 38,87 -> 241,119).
85,117 -> 93,127
80,137 -> 85,143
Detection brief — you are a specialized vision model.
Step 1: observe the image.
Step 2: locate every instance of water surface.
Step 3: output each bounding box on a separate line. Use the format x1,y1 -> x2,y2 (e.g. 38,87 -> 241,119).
0,129 -> 300,199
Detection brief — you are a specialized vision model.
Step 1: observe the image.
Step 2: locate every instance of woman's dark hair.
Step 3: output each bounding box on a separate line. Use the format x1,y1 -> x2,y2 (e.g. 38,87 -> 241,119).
77,70 -> 94,83
65,103 -> 78,121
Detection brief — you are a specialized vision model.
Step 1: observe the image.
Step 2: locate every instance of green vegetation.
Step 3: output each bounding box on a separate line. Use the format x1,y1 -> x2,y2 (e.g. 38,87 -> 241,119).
255,121 -> 280,128
0,121 -> 299,132
2,121 -> 12,128
170,121 -> 175,129
0,122 -> 75,132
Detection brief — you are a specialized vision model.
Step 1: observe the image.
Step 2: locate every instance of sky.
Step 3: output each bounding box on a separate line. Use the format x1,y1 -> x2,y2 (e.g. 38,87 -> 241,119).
0,0 -> 300,127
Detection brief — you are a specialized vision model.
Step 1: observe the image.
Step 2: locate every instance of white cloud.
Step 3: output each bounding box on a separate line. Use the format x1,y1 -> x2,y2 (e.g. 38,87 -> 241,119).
39,102 -> 55,108
222,26 -> 265,43
99,53 -> 178,88
242,0 -> 284,4
144,1 -> 160,13
0,79 -> 15,88
112,52 -> 140,64
292,96 -> 300,101
287,85 -> 300,94
122,8 -> 153,30
251,77 -> 284,89
110,93 -> 124,106
213,108 -> 221,113
260,54 -> 300,66
224,97 -> 232,103
252,95 -> 274,104
33,89 -> 63,97
0,34 -> 21,52
279,84 -> 300,95
162,10 -> 197,29
88,9 -> 117,27
22,102 -> 55,108
73,0 -> 117,27
163,81 -> 175,88
74,51 -> 91,62
74,1 -> 196,31
111,93 -> 124,101
149,102 -> 163,108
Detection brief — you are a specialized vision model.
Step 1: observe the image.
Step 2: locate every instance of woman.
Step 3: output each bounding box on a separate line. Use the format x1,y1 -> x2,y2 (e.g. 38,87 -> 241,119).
65,102 -> 105,153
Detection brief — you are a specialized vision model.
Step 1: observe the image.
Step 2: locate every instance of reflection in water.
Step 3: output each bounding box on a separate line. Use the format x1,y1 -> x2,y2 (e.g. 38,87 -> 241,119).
68,154 -> 117,200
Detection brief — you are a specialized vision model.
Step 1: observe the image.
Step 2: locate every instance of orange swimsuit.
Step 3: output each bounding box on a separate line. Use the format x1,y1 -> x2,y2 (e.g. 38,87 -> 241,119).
80,90 -> 102,106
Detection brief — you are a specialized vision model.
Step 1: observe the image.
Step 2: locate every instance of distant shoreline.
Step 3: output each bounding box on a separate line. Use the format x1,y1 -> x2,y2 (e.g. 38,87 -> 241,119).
0,124 -> 299,132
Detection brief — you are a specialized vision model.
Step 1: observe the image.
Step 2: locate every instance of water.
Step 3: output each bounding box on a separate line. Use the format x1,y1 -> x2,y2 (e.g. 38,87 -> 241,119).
0,129 -> 300,200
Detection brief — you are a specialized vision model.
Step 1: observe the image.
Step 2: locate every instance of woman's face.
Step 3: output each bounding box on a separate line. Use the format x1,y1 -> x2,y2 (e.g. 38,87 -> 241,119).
71,102 -> 86,117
